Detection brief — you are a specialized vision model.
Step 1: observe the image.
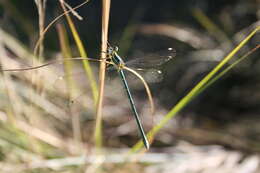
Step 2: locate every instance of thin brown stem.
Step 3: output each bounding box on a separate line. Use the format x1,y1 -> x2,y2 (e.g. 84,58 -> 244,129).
1,57 -> 106,72
94,0 -> 111,149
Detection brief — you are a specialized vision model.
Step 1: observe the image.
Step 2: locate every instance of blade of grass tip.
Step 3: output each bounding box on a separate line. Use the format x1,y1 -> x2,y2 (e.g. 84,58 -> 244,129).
56,24 -> 83,152
196,44 -> 260,98
118,3 -> 145,56
192,8 -> 231,45
129,26 -> 260,153
59,0 -> 98,104
94,0 -> 111,150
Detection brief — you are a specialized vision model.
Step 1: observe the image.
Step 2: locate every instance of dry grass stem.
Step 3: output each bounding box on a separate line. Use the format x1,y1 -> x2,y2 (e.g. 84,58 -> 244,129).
94,0 -> 111,149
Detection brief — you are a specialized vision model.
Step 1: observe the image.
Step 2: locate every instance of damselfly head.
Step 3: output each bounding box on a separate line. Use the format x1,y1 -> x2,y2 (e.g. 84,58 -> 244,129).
107,46 -> 119,59
114,46 -> 119,52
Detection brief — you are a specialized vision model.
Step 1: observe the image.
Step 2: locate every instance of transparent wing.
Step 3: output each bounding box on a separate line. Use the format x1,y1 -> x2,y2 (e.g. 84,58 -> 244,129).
141,69 -> 164,83
126,48 -> 176,69
53,48 -> 176,101
125,68 -> 164,84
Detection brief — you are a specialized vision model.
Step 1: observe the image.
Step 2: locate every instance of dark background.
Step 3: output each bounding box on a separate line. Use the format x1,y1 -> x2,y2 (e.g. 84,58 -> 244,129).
0,0 -> 259,152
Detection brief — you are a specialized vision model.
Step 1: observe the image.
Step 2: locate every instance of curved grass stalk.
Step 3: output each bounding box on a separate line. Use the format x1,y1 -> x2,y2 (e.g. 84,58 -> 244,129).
124,66 -> 155,115
192,8 -> 231,44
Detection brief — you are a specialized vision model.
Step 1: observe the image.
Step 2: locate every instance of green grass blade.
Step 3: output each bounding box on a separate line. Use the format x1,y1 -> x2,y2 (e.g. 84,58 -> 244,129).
60,2 -> 98,104
192,8 -> 231,44
196,44 -> 260,98
130,26 -> 260,153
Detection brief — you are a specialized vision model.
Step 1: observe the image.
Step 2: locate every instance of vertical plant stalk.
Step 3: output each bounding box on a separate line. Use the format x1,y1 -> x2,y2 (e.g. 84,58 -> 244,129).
35,0 -> 46,59
33,0 -> 47,94
118,3 -> 145,56
94,0 -> 111,149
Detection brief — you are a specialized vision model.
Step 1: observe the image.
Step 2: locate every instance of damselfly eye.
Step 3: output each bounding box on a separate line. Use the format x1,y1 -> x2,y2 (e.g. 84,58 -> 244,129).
114,46 -> 119,52
107,46 -> 113,52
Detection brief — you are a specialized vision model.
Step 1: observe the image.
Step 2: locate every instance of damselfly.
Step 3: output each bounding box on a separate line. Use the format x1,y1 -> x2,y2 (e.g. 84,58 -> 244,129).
105,46 -> 175,149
